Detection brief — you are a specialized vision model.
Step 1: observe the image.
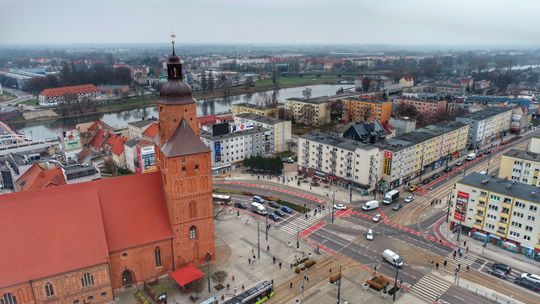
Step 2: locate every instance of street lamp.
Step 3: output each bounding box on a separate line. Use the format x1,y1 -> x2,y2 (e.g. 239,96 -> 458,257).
257,220 -> 261,259
392,266 -> 400,302
205,252 -> 212,293
265,211 -> 269,241
296,220 -> 300,249
331,190 -> 336,223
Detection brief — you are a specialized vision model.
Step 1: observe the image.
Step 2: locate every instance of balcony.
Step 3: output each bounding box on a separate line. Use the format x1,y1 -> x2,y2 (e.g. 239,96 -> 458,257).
496,227 -> 506,234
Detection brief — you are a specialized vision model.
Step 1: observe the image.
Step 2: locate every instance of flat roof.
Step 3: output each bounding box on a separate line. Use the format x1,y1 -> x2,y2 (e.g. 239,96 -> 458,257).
382,121 -> 468,151
232,102 -> 275,110
343,97 -> 391,104
300,132 -> 375,151
503,148 -> 540,163
459,172 -> 540,205
201,126 -> 269,141
235,113 -> 286,125
287,97 -> 329,104
457,107 -> 512,121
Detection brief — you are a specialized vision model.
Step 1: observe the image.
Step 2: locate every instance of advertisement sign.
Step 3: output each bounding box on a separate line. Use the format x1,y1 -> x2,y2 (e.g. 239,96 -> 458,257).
231,123 -> 254,133
138,145 -> 156,173
454,191 -> 469,221
383,151 -> 393,175
214,141 -> 221,163
62,130 -> 82,151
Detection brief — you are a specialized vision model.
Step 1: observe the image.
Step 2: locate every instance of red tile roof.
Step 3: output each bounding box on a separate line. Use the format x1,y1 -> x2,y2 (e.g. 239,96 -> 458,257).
16,163 -> 67,192
197,115 -> 217,126
142,122 -> 159,138
40,84 -> 99,98
0,172 -> 172,287
106,134 -> 127,156
89,129 -> 110,150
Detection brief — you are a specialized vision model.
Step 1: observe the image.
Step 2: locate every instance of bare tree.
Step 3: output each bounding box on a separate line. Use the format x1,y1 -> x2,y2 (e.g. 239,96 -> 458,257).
302,87 -> 312,100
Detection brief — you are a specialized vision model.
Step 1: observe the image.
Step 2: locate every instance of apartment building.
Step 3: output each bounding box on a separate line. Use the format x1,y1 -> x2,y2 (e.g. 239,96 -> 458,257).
231,102 -> 276,116
456,107 -> 513,150
450,173 -> 540,259
38,84 -> 101,106
234,113 -> 292,153
343,97 -> 392,123
499,148 -> 540,187
380,122 -> 469,188
297,132 -> 381,192
200,126 -> 273,173
393,97 -> 447,118
286,97 -> 330,126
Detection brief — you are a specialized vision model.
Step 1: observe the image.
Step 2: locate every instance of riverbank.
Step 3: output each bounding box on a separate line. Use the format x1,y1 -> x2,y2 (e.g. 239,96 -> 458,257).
8,75 -> 352,125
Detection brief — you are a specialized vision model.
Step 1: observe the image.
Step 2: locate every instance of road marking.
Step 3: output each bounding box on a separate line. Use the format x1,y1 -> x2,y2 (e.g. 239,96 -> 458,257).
478,261 -> 488,271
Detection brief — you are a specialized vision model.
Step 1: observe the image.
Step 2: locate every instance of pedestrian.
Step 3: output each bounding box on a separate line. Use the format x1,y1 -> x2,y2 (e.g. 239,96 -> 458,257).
464,241 -> 467,246
226,283 -> 230,290
466,246 -> 469,253
253,254 -> 256,260
252,248 -> 255,255
459,252 -> 463,258
444,260 -> 447,267
221,295 -> 225,301
279,262 -> 282,269
273,256 -> 276,264
453,252 -> 456,259
290,282 -> 293,289
232,275 -> 235,281
267,245 -> 270,251
458,263 -> 461,270
234,287 -> 237,294
329,268 -> 332,273
306,276 -> 309,282
242,284 -> 245,290
436,262 -> 439,270
248,258 -> 251,264
466,265 -> 470,272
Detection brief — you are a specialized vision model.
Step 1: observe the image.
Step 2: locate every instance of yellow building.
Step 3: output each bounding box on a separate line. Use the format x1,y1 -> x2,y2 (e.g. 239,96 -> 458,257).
286,98 -> 330,126
343,97 -> 392,123
499,148 -> 540,187
231,102 -> 276,116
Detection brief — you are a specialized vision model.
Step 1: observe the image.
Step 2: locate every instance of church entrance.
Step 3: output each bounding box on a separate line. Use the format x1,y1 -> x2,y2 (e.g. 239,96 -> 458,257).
122,269 -> 134,286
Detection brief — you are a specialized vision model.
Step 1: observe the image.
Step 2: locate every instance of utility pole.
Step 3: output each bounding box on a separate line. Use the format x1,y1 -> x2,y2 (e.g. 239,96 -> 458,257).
257,220 -> 260,259
296,220 -> 300,249
265,212 -> 269,241
446,193 -> 451,223
331,190 -> 336,223
392,265 -> 400,302
205,252 -> 211,293
349,182 -> 352,204
486,152 -> 492,174
336,266 -> 342,304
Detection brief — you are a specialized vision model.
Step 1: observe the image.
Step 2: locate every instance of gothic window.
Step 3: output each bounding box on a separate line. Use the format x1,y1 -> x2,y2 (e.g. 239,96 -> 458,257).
45,282 -> 54,297
0,293 -> 16,304
189,201 -> 197,218
189,226 -> 197,240
155,247 -> 162,267
81,272 -> 94,287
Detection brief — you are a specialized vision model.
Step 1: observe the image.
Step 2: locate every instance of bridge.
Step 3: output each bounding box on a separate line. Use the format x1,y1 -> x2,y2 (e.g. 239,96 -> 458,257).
0,134 -> 60,155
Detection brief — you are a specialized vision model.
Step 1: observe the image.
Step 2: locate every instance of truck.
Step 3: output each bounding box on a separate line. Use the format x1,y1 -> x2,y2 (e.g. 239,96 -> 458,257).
382,190 -> 399,205
250,202 -> 267,215
382,249 -> 404,268
466,153 -> 476,161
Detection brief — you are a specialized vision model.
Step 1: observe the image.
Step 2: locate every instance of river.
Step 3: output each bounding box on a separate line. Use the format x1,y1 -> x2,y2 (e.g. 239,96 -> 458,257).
14,83 -> 352,139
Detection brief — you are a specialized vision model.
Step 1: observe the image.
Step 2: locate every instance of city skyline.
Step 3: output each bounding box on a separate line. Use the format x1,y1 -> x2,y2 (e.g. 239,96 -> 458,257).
1,0 -> 540,46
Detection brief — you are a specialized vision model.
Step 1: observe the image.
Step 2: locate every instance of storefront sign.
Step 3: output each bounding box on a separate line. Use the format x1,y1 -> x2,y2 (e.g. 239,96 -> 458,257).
454,191 -> 469,221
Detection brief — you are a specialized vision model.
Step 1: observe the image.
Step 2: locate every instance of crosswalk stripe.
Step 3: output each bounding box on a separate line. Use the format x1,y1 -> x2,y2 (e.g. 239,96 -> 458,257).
410,274 -> 452,304
279,214 -> 321,235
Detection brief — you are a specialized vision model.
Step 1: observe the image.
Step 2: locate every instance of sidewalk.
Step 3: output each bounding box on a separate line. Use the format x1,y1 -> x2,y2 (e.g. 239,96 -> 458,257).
437,220 -> 540,274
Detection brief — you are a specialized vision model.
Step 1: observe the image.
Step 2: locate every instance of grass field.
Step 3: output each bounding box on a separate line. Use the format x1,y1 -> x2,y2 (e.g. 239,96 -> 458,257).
254,75 -> 348,88
20,98 -> 38,106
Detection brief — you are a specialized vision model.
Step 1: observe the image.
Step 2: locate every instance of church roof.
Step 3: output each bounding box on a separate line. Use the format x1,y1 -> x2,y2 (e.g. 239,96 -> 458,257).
0,172 -> 172,287
161,119 -> 210,157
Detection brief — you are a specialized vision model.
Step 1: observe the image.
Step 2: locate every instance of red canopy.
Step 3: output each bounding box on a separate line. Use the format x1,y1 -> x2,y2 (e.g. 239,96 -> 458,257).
169,263 -> 205,287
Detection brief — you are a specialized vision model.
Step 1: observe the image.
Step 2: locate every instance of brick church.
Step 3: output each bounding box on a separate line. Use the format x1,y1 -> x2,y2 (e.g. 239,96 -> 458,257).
0,44 -> 215,304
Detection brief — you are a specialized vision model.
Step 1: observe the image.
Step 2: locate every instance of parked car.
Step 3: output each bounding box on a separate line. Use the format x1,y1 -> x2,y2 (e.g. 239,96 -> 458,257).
455,161 -> 463,166
283,157 -> 295,163
487,267 -> 508,279
432,173 -> 441,179
267,213 -> 280,222
404,195 -> 414,203
514,277 -> 540,292
268,201 -> 281,208
408,185 -> 418,192
444,166 -> 453,172
521,273 -> 540,284
334,204 -> 347,210
280,205 -> 293,214
491,263 -> 511,274
372,214 -> 382,222
273,209 -> 285,217
253,195 -> 265,204
392,202 -> 402,211
366,229 -> 374,240
421,179 -> 430,185
234,202 -> 246,209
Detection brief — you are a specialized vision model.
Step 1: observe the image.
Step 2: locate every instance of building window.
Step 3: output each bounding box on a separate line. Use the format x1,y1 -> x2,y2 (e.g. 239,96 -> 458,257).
528,215 -> 536,222
189,226 -> 197,240
73,301 -> 80,304
155,247 -> 162,267
81,273 -> 94,287
530,205 -> 538,212
45,282 -> 54,297
1,293 -> 17,304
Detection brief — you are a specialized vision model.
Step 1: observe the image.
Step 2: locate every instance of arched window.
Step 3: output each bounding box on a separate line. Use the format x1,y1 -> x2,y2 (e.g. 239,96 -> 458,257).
0,293 -> 17,304
81,272 -> 94,287
45,282 -> 54,297
154,247 -> 162,267
189,226 -> 197,240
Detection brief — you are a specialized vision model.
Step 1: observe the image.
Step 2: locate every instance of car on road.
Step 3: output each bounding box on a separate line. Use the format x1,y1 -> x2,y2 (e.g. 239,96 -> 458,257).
253,195 -> 265,204
372,214 -> 382,222
392,202 -> 402,211
487,267 -> 508,279
491,263 -> 511,275
404,195 -> 414,203
366,229 -> 374,240
484,150 -> 491,155
455,161 -> 463,166
432,173 -> 441,179
334,204 -> 347,210
267,213 -> 280,222
273,209 -> 285,217
283,157 -> 295,163
514,276 -> 540,292
280,205 -> 293,214
234,202 -> 247,209
444,166 -> 453,172
421,179 -> 430,185
408,185 -> 418,192
267,201 -> 281,208
521,273 -> 540,284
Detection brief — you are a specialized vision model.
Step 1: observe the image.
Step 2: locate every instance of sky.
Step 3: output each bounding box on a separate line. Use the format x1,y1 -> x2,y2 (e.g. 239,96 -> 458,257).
1,0 -> 539,46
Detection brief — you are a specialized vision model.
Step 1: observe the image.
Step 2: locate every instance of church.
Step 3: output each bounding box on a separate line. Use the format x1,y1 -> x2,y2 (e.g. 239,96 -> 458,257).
0,43 -> 215,304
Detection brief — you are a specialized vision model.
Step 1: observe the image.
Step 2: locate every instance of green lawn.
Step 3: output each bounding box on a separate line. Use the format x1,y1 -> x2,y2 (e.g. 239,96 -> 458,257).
254,76 -> 348,89
20,98 -> 38,106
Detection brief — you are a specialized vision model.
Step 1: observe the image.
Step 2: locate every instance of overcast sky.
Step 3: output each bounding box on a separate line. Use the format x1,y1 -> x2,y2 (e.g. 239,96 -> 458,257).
1,0 -> 539,46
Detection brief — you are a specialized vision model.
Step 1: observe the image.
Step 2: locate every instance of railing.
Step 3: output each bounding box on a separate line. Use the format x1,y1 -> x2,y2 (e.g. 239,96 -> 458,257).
457,280 -> 520,304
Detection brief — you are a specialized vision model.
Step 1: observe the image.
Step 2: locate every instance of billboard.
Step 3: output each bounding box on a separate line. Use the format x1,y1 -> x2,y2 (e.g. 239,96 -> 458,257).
214,141 -> 221,163
454,191 -> 469,221
212,122 -> 230,136
62,130 -> 82,151
137,145 -> 156,173
231,123 -> 254,133
383,151 -> 393,175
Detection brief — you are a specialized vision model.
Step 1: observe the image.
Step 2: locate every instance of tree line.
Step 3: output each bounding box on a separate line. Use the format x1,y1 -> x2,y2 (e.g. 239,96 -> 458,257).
243,155 -> 284,174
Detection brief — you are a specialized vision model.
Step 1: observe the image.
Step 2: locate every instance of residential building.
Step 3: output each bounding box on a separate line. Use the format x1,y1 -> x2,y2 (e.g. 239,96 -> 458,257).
38,84 -> 101,106
393,97 -> 447,118
201,126 -> 273,174
511,107 -> 531,134
297,132 -> 381,192
125,139 -> 156,173
450,173 -> 540,259
127,119 -> 157,140
231,102 -> 276,116
0,46 -> 215,301
341,121 -> 389,144
380,122 -> 469,188
286,97 -> 331,126
399,76 -> 414,88
97,85 -> 130,98
343,97 -> 392,123
464,95 -> 531,111
433,82 -> 464,94
234,113 -> 292,153
529,135 -> 540,154
499,149 -> 540,187
389,116 -> 417,136
15,163 -> 66,192
456,107 -> 513,150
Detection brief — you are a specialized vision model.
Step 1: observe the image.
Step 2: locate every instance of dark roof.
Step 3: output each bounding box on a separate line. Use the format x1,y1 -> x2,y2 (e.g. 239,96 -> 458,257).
125,138 -> 141,148
503,148 -> 540,162
457,107 -> 512,121
159,80 -> 195,105
459,172 -> 540,205
287,97 -> 330,104
300,132 -> 375,151
382,121 -> 468,152
128,119 -> 155,128
235,113 -> 285,125
161,119 -> 210,157
201,126 -> 269,141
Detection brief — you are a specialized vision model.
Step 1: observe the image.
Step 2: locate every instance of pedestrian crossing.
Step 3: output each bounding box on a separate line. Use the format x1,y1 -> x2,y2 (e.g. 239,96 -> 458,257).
409,274 -> 452,304
333,217 -> 369,232
279,213 -> 322,236
439,250 -> 479,274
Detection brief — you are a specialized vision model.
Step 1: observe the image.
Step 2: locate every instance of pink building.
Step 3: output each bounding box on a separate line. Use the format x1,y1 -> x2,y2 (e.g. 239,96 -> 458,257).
394,98 -> 447,117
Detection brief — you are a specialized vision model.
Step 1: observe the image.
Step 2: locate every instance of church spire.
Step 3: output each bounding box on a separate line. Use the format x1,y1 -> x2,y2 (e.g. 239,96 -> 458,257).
171,32 -> 176,56
167,32 -> 182,80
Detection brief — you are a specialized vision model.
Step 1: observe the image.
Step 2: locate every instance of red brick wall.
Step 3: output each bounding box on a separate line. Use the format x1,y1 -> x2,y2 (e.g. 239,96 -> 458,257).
0,282 -> 35,304
108,239 -> 173,289
157,102 -> 199,146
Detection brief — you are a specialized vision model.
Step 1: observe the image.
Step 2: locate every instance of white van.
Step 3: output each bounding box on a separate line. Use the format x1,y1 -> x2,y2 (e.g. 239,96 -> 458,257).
466,153 -> 476,161
382,249 -> 404,268
362,200 -> 379,211
383,190 -> 399,205
250,202 -> 267,215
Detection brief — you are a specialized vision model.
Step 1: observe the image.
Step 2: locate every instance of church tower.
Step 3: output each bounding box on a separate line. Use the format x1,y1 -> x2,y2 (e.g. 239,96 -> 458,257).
156,37 -> 214,268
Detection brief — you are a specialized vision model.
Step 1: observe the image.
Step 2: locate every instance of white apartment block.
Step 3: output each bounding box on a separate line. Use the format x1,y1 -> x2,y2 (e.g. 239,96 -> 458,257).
456,107 -> 513,150
286,98 -> 330,126
234,113 -> 292,153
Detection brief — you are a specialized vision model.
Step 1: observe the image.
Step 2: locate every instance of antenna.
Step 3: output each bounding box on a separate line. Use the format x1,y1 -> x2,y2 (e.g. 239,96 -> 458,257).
171,31 -> 176,55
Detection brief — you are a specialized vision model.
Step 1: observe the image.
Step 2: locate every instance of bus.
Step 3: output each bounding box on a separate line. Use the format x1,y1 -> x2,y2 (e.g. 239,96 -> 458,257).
223,281 -> 274,304
212,194 -> 231,205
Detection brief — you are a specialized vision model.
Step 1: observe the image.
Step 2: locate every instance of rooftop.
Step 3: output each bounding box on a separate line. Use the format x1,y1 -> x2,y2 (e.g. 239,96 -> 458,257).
201,126 -> 269,141
383,121 -> 468,151
235,113 -> 286,125
459,172 -> 540,205
457,107 -> 512,121
343,97 -> 391,104
287,97 -> 330,105
128,119 -> 156,129
503,148 -> 540,163
40,84 -> 99,98
232,102 -> 276,110
300,132 -> 375,151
